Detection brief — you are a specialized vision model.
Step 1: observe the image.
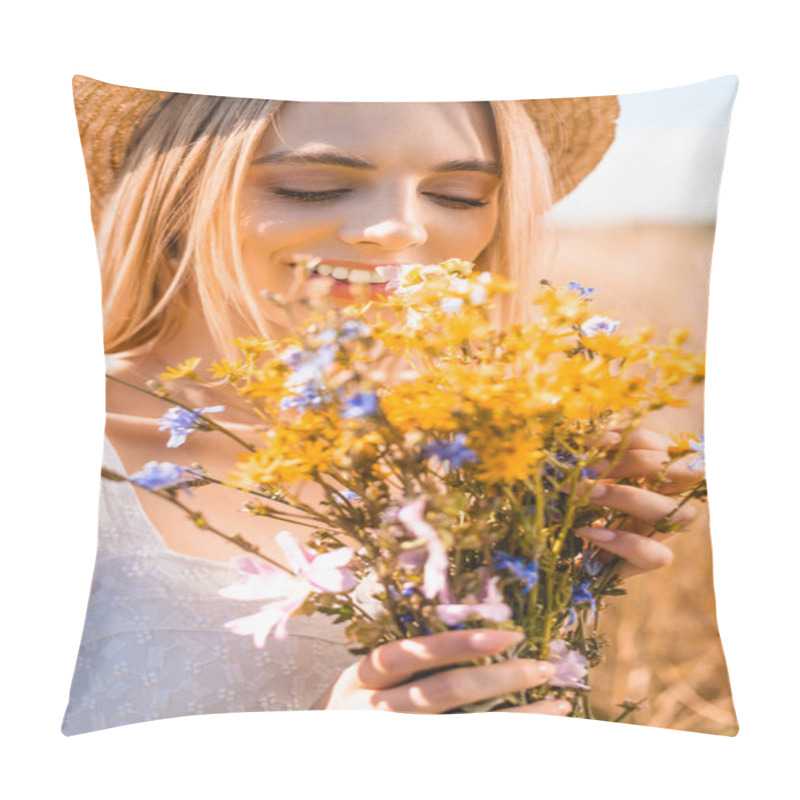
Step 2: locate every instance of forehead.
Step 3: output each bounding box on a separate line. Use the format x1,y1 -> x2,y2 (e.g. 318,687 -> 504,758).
256,101 -> 499,163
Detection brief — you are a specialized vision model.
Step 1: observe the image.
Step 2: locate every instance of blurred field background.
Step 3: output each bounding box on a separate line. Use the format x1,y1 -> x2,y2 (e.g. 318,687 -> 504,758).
548,221 -> 737,735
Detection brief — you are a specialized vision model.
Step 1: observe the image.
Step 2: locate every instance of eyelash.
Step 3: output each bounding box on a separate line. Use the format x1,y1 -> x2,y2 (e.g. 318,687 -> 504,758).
270,188 -> 489,209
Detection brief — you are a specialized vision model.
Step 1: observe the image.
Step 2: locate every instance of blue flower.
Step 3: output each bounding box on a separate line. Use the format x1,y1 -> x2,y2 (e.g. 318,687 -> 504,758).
580,315 -> 619,337
689,434 -> 705,471
280,382 -> 329,411
332,488 -> 362,505
570,580 -> 597,621
339,320 -> 371,341
492,551 -> 539,594
420,433 -> 478,472
582,556 -> 603,578
129,461 -> 190,491
341,391 -> 379,419
545,451 -> 596,482
283,344 -> 338,387
567,281 -> 598,299
157,405 -> 225,448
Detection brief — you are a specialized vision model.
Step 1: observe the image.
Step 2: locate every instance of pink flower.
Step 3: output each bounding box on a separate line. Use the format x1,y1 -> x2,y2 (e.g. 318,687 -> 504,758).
546,639 -> 589,689
436,575 -> 512,626
220,531 -> 356,647
397,499 -> 452,603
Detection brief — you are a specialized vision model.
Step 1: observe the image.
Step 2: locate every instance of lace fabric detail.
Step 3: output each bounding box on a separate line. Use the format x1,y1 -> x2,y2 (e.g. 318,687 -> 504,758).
62,437 -> 360,735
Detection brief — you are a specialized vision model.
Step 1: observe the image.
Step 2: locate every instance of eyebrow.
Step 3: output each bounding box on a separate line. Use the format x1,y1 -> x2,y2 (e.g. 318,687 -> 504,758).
251,149 -> 501,176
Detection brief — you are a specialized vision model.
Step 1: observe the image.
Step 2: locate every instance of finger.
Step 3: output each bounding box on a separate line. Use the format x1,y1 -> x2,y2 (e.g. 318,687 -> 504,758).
587,430 -> 623,449
575,526 -> 674,574
611,428 -> 671,452
595,428 -> 705,491
583,481 -> 697,529
494,698 -> 572,715
372,658 -> 556,714
355,629 -> 524,691
591,451 -> 703,493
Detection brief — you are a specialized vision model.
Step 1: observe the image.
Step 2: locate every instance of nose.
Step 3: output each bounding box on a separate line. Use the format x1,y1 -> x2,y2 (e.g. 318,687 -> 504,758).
338,185 -> 428,252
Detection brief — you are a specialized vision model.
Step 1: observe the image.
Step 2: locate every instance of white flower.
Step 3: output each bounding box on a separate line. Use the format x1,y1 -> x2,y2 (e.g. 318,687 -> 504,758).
220,531 -> 356,647
580,315 -> 620,337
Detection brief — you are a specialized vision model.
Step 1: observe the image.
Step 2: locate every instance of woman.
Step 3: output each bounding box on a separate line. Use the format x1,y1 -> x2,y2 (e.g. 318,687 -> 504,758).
63,77 -> 699,733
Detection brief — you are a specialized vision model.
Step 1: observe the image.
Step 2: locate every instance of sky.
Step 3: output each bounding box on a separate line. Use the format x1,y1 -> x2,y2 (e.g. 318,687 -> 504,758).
550,75 -> 739,225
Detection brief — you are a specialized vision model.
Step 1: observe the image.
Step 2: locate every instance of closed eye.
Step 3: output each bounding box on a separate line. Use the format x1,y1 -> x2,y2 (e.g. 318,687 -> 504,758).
270,187 -> 489,209
271,188 -> 352,202
423,192 -> 490,209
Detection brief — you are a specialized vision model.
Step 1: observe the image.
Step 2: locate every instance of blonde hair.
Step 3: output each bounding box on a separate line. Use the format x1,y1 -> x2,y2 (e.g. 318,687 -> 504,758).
101,97 -> 554,358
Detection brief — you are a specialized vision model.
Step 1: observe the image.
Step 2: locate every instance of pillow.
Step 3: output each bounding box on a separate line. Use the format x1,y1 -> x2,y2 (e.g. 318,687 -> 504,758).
62,75 -> 738,735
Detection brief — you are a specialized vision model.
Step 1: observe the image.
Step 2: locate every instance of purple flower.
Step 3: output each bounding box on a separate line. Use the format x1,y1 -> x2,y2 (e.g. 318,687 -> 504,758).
546,640 -> 589,689
569,580 -> 597,624
280,382 -> 328,411
567,281 -> 598,299
341,391 -> 379,419
492,551 -> 539,594
157,405 -> 225,448
421,434 -> 478,472
582,555 -> 603,578
689,434 -> 705,471
220,531 -> 356,647
397,499 -> 453,603
129,461 -> 190,491
339,320 -> 371,341
436,575 -> 512,627
580,315 -> 619,337
283,344 -> 338,387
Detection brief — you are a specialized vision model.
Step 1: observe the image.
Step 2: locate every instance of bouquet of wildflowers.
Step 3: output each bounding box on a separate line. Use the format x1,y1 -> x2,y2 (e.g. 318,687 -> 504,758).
113,260 -> 706,716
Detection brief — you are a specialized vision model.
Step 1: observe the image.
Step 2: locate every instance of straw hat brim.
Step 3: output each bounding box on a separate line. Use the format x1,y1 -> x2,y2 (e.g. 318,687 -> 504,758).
72,75 -> 619,231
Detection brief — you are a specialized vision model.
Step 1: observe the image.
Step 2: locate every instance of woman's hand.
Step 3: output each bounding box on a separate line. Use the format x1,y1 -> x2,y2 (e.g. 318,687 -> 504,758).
576,428 -> 705,579
311,629 -> 571,715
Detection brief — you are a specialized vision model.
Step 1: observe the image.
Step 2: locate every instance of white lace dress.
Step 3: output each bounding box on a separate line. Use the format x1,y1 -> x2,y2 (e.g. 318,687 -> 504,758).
61,437 -> 361,735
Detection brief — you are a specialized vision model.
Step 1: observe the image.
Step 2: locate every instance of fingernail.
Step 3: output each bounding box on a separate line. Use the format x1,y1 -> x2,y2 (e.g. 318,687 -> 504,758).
537,661 -> 556,678
556,700 -> 572,715
587,482 -> 608,500
577,526 -> 616,543
468,630 -> 525,652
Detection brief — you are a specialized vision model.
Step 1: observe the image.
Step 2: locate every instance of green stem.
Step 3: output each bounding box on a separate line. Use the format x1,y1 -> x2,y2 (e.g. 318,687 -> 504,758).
106,373 -> 257,452
140,484 -> 292,573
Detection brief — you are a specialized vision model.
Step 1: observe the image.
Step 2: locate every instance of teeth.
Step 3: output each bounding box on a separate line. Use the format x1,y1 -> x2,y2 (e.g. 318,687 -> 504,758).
348,269 -> 372,284
300,261 -> 389,285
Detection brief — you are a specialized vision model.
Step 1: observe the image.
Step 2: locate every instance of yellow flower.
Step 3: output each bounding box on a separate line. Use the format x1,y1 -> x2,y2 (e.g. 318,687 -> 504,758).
208,358 -> 246,382
232,337 -> 275,356
381,380 -> 461,432
473,427 -> 544,484
160,357 -> 202,381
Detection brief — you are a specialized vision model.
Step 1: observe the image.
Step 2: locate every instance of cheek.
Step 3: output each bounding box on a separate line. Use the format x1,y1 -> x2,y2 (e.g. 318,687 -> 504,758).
238,195 -> 331,254
434,210 -> 499,261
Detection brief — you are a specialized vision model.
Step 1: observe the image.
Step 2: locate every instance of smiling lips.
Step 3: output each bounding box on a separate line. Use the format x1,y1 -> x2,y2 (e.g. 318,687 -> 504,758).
287,256 -> 403,285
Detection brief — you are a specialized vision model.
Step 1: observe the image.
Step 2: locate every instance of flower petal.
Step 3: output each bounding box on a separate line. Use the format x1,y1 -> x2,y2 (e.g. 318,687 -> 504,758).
275,530 -> 315,572
219,559 -> 297,601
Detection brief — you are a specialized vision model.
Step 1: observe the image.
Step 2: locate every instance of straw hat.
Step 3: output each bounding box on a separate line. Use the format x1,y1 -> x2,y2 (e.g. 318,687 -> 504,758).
72,75 -> 620,230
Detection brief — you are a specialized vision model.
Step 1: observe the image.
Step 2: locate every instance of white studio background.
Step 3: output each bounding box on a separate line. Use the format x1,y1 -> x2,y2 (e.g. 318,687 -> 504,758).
2,3 -> 796,799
